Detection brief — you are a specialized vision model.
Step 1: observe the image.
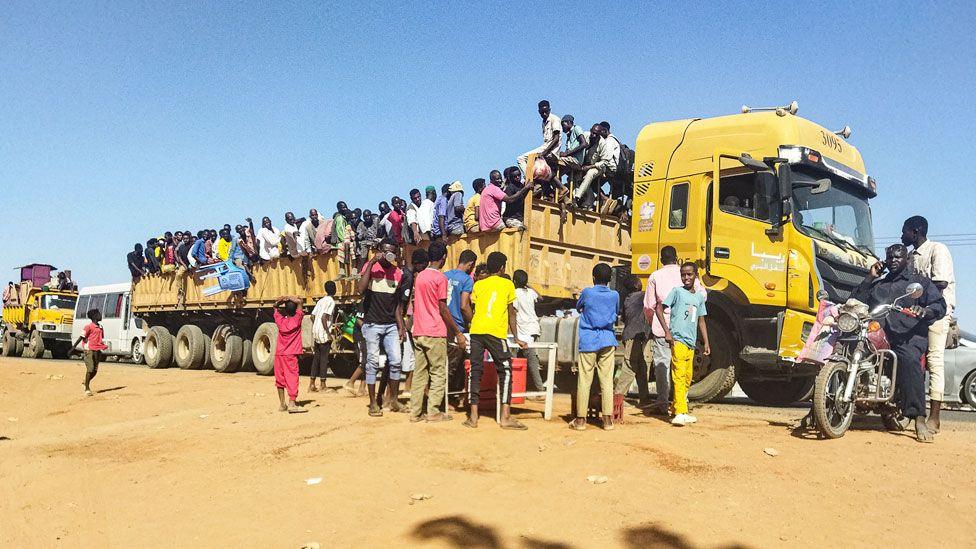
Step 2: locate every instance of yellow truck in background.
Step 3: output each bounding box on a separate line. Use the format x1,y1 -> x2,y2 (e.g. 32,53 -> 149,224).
1,264 -> 78,359
631,103 -> 877,404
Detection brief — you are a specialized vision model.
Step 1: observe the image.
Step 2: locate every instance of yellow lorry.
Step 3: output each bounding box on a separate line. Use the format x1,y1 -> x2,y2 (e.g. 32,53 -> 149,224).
131,200 -> 631,375
130,102 -> 878,406
630,103 -> 877,404
2,265 -> 78,359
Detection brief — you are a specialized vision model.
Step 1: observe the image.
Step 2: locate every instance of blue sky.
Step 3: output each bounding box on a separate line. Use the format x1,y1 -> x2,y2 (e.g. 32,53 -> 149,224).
2,1 -> 974,321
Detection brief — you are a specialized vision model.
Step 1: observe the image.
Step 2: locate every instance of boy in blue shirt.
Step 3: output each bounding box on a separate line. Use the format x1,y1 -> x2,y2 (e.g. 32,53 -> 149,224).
655,262 -> 711,426
571,263 -> 620,431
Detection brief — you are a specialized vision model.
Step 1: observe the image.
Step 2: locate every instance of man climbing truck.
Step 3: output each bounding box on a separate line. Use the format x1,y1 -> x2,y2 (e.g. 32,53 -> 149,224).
630,102 -> 877,404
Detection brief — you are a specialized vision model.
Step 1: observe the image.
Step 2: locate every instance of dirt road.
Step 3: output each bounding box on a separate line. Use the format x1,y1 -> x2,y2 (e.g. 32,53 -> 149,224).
2,357 -> 974,548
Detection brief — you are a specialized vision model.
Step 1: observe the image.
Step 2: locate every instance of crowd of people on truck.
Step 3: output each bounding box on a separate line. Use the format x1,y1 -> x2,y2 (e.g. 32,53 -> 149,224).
124,100 -> 633,282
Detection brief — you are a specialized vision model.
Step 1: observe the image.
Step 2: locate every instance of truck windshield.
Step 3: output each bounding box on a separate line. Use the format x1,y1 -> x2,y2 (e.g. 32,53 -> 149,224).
791,167 -> 875,252
41,295 -> 77,311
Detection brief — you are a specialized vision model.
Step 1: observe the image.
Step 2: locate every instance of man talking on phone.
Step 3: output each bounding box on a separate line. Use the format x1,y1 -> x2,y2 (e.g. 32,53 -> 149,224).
852,244 -> 946,443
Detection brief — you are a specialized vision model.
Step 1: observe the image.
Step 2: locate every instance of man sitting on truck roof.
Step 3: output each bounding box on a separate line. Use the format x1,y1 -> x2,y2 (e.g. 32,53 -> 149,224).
517,100 -> 561,179
575,124 -> 617,211
502,166 -> 530,230
299,209 -> 321,255
556,114 -> 588,204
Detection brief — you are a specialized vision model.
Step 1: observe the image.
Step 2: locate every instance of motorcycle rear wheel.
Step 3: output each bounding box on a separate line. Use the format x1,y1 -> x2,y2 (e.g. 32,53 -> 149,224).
813,361 -> 855,439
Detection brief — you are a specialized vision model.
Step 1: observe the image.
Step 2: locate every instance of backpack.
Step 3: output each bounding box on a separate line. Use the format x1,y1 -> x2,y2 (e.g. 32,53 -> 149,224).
615,141 -> 635,176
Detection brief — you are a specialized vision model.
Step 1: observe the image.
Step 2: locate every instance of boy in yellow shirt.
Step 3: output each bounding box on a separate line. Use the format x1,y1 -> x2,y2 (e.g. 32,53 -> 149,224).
464,252 -> 528,430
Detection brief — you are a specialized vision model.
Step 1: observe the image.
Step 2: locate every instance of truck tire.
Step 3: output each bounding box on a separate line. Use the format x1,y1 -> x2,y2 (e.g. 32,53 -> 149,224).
202,333 -> 213,370
1,332 -> 17,357
15,337 -> 24,357
145,326 -> 174,369
738,377 -> 815,407
25,331 -> 46,359
962,370 -> 976,408
211,327 -> 244,373
252,322 -> 278,376
240,339 -> 254,372
329,353 -> 358,379
51,342 -> 72,360
688,317 -> 738,402
175,325 -> 207,370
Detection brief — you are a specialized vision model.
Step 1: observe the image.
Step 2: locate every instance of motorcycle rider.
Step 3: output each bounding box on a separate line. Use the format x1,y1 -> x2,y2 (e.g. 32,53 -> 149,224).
852,243 -> 946,443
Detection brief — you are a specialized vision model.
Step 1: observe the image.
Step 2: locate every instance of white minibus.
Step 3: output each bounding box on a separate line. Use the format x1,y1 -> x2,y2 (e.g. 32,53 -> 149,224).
71,283 -> 147,363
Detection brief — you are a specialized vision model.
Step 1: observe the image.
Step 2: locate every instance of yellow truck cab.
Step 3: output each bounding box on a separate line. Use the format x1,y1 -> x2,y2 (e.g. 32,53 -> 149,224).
631,104 -> 877,404
1,265 -> 78,359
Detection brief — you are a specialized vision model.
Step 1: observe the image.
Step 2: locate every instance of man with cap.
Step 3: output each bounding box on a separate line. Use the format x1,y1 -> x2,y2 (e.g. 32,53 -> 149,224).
556,114 -> 589,204
441,180 -> 466,238
517,100 -> 561,178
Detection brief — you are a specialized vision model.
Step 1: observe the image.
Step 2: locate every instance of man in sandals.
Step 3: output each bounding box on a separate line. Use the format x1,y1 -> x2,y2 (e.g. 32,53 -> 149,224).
464,252 -> 528,430
409,240 -> 467,423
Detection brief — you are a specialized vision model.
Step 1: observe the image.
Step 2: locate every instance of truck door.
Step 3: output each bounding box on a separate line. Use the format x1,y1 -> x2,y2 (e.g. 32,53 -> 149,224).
708,154 -> 788,307
658,177 -> 708,267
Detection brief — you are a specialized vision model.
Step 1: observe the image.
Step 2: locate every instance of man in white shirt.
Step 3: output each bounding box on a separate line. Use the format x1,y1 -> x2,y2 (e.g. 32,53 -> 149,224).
256,216 -> 281,262
575,123 -> 618,210
903,215 -> 956,433
298,208 -> 321,255
309,281 -> 338,392
517,100 -> 562,178
513,270 -> 545,391
282,212 -> 302,259
407,188 -> 433,243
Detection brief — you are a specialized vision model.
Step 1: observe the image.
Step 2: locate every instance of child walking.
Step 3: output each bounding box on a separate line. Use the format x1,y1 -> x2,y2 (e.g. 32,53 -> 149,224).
274,295 -> 308,413
571,263 -> 620,431
72,309 -> 107,396
655,262 -> 710,426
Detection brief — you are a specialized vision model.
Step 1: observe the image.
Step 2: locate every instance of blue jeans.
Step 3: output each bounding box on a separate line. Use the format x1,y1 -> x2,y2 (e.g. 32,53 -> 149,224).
363,323 -> 401,384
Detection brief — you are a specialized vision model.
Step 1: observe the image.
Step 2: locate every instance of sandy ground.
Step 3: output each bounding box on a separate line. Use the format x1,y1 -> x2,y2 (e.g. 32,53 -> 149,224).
1,357 -> 974,549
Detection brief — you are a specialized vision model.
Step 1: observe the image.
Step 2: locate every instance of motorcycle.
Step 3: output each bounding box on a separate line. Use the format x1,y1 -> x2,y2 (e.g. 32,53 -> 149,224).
807,282 -> 924,439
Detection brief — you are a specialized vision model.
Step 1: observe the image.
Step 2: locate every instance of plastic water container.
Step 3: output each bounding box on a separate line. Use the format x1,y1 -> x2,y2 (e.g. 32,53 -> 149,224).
464,358 -> 527,405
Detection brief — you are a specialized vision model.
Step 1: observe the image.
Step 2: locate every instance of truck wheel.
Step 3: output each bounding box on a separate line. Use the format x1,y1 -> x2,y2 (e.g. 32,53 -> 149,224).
738,377 -> 815,406
1,332 -> 16,357
202,333 -> 213,370
15,337 -> 24,357
329,353 -> 358,379
240,339 -> 254,372
812,361 -> 854,439
688,317 -> 738,402
175,325 -> 207,370
211,326 -> 244,373
130,339 -> 144,364
252,322 -> 278,376
51,342 -> 72,360
145,327 -> 174,368
25,331 -> 46,359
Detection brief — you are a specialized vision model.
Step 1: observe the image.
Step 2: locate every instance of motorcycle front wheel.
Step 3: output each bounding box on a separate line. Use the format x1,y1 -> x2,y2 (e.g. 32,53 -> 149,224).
813,361 -> 855,439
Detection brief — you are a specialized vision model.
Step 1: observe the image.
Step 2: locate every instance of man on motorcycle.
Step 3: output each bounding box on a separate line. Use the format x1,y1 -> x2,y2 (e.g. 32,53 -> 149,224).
852,244 -> 946,443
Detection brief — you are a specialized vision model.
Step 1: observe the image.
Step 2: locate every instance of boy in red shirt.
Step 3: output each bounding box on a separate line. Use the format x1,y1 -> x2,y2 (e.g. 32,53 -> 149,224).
72,309 -> 108,396
274,296 -> 308,413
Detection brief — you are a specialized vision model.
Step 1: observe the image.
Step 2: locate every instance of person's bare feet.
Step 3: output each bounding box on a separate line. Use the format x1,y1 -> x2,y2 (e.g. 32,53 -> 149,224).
368,404 -> 383,417
925,417 -> 940,434
343,381 -> 357,396
389,401 -> 407,413
278,404 -> 288,412
462,417 -> 478,428
915,419 -> 935,443
602,415 -> 615,431
426,412 -> 453,423
308,383 -> 319,393
569,418 -> 586,431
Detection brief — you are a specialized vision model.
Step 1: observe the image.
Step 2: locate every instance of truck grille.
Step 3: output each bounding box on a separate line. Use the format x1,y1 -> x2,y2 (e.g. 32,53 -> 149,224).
814,252 -> 869,303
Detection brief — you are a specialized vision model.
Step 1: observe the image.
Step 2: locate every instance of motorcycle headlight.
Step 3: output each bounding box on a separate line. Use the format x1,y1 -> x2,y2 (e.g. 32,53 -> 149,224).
837,313 -> 860,333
